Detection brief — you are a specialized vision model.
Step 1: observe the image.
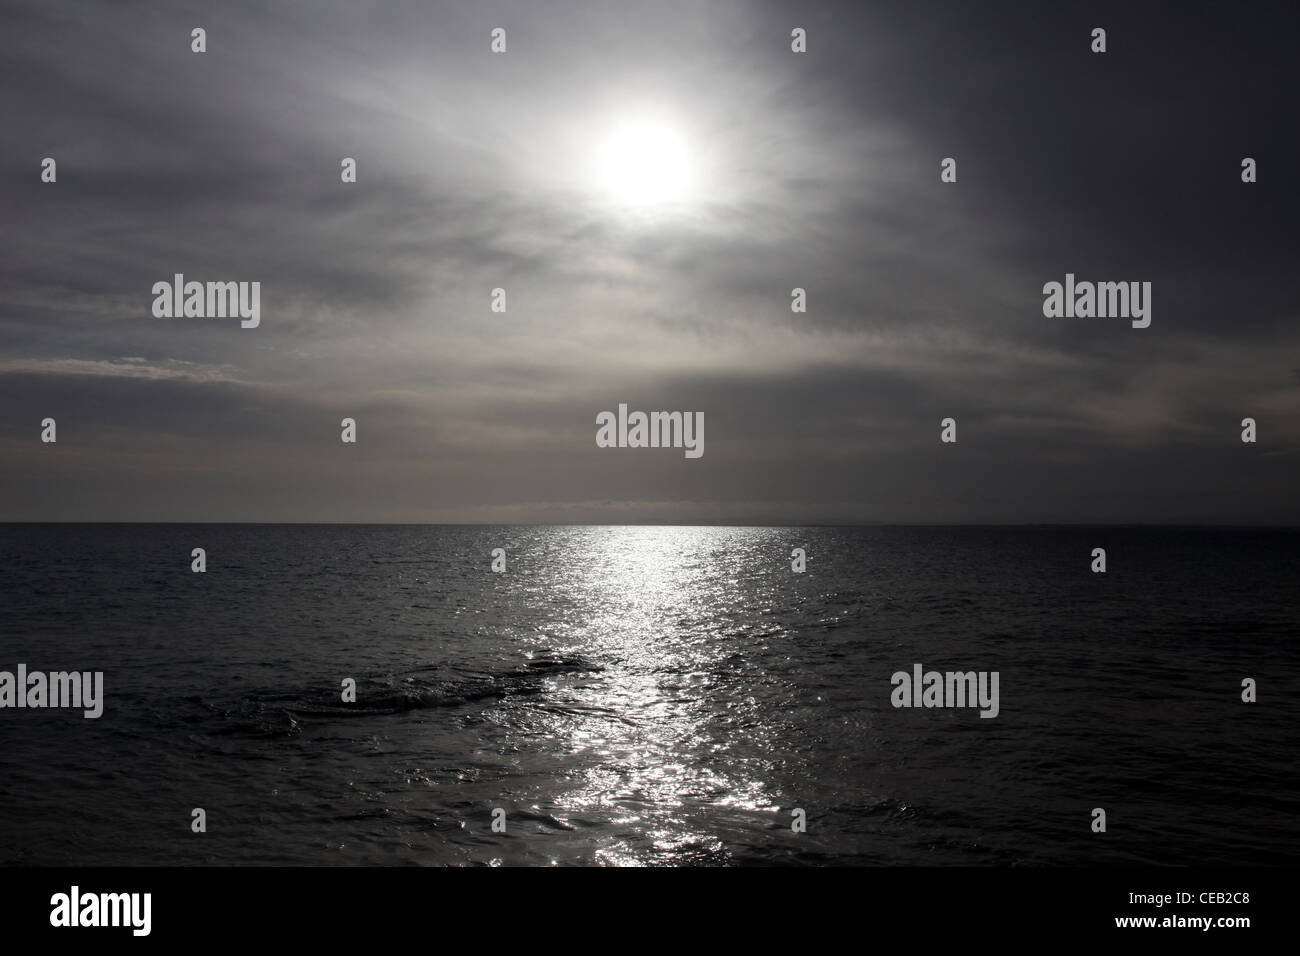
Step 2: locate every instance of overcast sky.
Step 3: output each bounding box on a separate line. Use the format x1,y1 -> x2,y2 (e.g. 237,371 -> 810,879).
1,0 -> 1297,523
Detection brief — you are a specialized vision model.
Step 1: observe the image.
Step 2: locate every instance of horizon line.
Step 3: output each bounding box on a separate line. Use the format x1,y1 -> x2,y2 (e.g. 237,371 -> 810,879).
2,521 -> 1297,530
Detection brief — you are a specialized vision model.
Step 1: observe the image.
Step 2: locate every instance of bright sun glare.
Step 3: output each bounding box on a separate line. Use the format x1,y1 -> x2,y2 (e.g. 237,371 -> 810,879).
595,119 -> 692,206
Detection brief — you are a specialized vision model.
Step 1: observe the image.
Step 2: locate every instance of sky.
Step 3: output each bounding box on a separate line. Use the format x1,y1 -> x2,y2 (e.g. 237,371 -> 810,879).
1,0 -> 1297,524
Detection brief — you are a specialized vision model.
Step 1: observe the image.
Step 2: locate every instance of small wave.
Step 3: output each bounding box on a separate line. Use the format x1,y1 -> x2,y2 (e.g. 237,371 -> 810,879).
198,656 -> 603,735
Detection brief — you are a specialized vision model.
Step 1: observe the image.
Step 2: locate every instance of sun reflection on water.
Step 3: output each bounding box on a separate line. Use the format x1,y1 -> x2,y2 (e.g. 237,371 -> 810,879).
522,527 -> 789,864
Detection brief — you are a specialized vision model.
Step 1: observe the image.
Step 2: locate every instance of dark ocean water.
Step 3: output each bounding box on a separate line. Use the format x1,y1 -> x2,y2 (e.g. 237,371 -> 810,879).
0,524 -> 1296,866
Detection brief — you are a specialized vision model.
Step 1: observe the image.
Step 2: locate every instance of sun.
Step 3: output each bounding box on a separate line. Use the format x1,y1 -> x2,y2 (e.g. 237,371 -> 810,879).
595,119 -> 693,206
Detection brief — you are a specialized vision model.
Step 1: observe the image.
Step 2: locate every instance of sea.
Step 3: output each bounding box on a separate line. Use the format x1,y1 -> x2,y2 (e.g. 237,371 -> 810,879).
1,524 -> 1296,866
